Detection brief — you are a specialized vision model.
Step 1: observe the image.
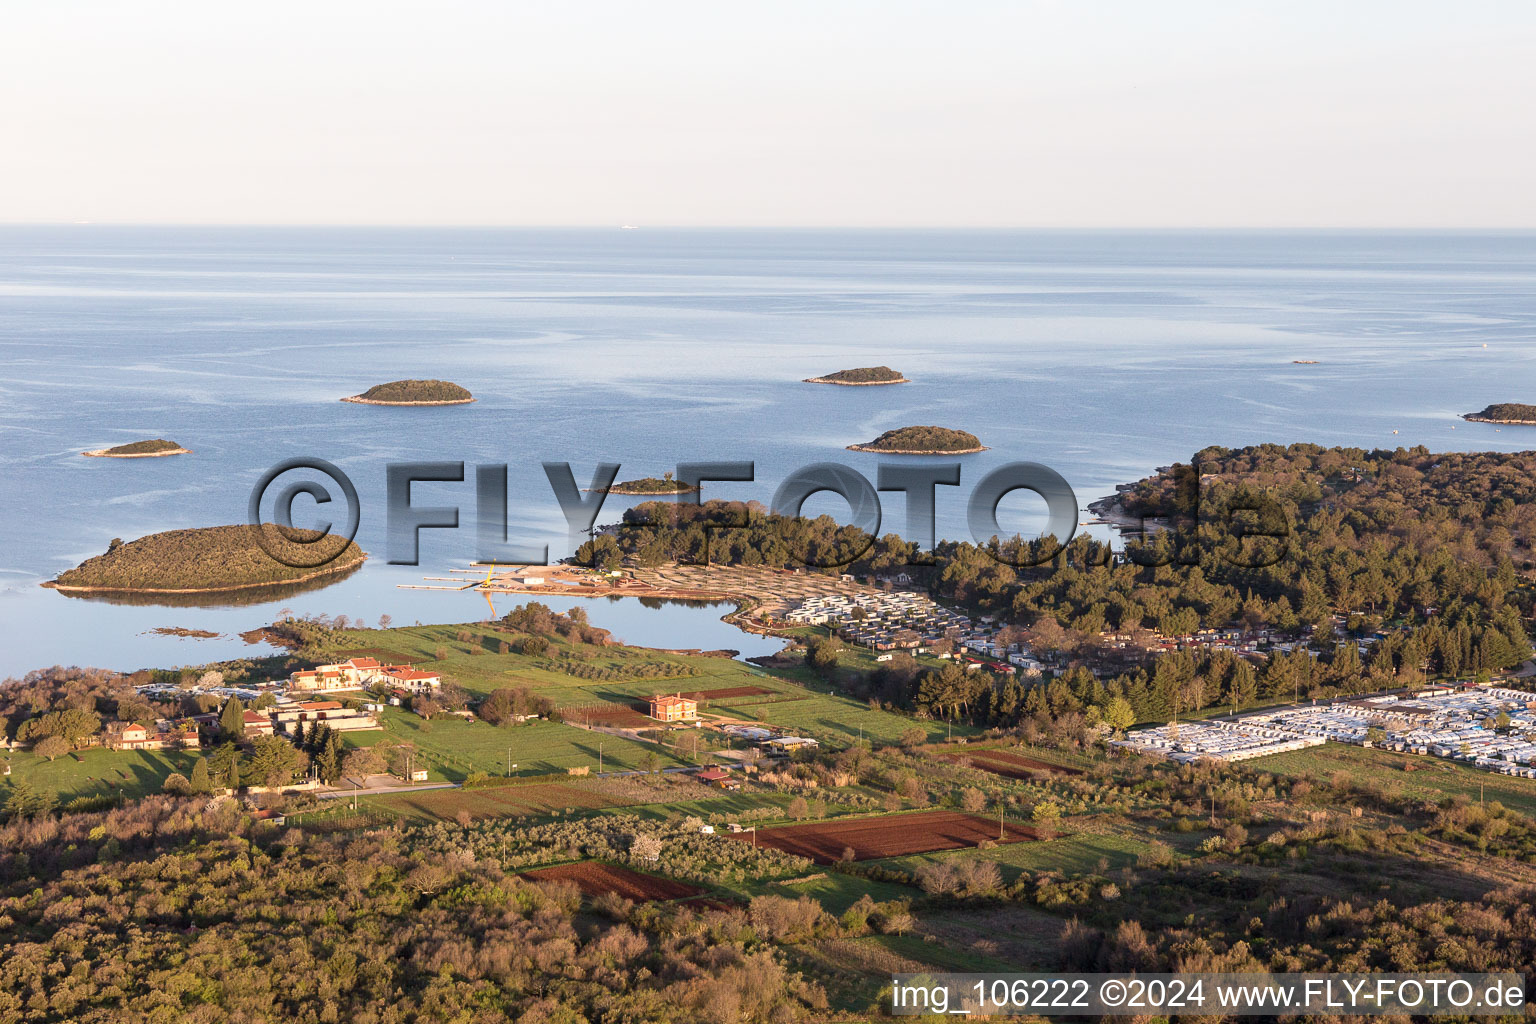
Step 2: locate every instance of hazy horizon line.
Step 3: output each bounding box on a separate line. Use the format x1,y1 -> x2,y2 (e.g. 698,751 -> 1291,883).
5,222 -> 1536,233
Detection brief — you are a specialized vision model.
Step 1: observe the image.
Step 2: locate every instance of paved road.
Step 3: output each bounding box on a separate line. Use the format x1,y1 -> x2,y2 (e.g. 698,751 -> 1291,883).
316,781 -> 458,799
314,763 -> 741,799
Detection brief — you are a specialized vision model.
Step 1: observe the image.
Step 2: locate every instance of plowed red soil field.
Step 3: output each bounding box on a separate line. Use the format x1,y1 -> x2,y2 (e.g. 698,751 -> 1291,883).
733,810 -> 1038,863
941,749 -> 1084,778
519,862 -> 704,901
578,707 -> 652,728
681,685 -> 776,699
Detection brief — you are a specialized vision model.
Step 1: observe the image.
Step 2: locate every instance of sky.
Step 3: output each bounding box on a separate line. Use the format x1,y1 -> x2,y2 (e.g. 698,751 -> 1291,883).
2,1 -> 1534,227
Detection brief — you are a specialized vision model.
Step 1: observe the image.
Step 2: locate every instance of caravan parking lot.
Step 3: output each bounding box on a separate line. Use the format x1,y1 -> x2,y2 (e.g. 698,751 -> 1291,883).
1114,684 -> 1536,776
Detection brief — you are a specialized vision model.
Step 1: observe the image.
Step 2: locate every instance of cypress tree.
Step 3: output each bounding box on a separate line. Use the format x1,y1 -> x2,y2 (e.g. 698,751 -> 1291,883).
219,697 -> 245,739
189,757 -> 211,795
318,731 -> 343,784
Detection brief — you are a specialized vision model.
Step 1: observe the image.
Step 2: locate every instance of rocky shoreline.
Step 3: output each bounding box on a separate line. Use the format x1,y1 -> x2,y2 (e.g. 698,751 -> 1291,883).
846,443 -> 987,454
81,447 -> 191,458
1085,495 -> 1172,534
803,375 -> 909,386
341,396 -> 476,406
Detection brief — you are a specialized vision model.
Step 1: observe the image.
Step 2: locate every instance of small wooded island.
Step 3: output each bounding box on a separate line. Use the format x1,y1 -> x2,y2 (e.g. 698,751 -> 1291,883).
43,524 -> 366,594
81,438 -> 190,458
804,366 -> 909,386
342,379 -> 475,405
847,425 -> 986,454
1464,403 -> 1536,425
609,473 -> 698,495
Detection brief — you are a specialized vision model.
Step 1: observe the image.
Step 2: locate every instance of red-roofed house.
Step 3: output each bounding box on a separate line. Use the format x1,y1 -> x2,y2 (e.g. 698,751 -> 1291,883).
695,767 -> 740,790
103,721 -> 152,750
380,665 -> 441,695
288,658 -> 390,693
104,719 -> 203,751
241,710 -> 275,737
647,694 -> 698,722
288,667 -> 350,693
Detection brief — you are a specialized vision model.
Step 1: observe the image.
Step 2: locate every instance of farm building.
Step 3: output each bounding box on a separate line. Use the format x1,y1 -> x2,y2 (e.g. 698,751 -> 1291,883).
765,736 -> 818,754
695,767 -> 741,791
647,694 -> 698,722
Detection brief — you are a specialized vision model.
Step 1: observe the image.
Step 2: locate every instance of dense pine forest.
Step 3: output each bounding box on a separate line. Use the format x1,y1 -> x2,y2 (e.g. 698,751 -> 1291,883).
583,444 -> 1536,727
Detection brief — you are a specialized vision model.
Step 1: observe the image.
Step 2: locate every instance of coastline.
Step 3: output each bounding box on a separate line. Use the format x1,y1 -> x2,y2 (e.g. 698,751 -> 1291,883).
41,553 -> 368,595
608,485 -> 698,495
803,376 -> 909,386
81,447 -> 191,458
1084,496 -> 1171,534
1463,415 -> 1536,425
846,443 -> 987,454
341,396 -> 476,406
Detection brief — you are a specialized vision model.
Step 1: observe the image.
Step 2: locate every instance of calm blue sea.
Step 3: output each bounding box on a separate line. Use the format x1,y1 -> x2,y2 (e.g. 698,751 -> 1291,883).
3,227 -> 1535,677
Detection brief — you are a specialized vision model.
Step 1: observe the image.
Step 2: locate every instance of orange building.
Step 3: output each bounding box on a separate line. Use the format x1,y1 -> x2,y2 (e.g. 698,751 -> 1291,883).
647,694 -> 698,722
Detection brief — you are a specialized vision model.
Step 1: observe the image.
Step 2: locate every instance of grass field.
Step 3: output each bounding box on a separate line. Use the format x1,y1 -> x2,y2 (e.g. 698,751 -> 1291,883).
877,831 -> 1150,879
742,871 -> 915,914
331,622 -> 712,699
4,746 -> 201,802
370,781 -> 633,821
1253,743 -> 1536,817
330,618 -> 962,754
343,708 -> 687,781
720,690 -> 973,746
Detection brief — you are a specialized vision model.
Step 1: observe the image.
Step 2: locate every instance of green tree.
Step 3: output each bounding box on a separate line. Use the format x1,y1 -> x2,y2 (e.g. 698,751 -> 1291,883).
243,736 -> 308,787
1,779 -> 57,821
18,708 -> 101,747
34,735 -> 70,761
1103,696 -> 1136,735
806,636 -> 841,678
219,697 -> 245,739
316,731 -> 343,784
1032,800 -> 1062,827
203,742 -> 244,791
189,757 -> 212,794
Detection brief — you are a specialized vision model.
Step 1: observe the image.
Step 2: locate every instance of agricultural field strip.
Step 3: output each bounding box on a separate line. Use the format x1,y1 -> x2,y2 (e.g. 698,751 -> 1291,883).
519,862 -> 705,901
736,810 -> 1039,863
